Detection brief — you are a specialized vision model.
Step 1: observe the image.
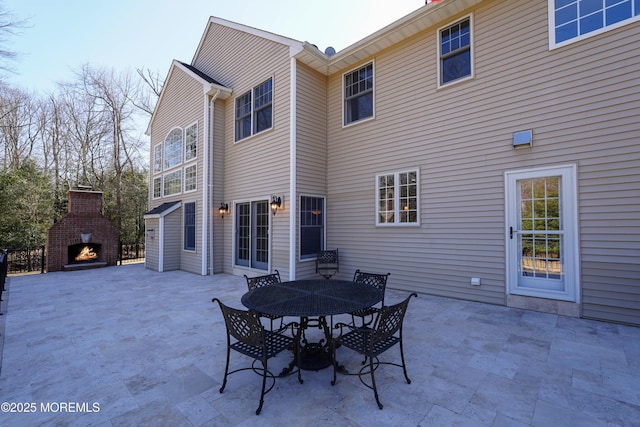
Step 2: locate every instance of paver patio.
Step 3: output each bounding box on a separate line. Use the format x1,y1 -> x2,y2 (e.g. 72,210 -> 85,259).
0,264 -> 639,426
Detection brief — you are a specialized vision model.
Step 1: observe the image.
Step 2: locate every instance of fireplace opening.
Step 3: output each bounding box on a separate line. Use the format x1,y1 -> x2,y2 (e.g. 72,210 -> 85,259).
68,243 -> 102,265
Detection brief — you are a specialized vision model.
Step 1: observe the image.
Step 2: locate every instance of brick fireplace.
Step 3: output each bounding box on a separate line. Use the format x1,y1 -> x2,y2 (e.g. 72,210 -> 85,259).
46,190 -> 120,272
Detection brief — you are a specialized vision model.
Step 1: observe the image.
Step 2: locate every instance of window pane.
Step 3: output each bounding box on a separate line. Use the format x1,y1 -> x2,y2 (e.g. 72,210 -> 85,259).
344,63 -> 374,125
184,165 -> 197,192
153,145 -> 162,173
185,124 -> 197,161
254,79 -> 273,134
235,203 -> 250,266
442,49 -> 471,84
153,177 -> 161,198
164,129 -> 182,169
184,202 -> 196,251
163,170 -> 181,196
300,196 -> 324,259
235,92 -> 252,141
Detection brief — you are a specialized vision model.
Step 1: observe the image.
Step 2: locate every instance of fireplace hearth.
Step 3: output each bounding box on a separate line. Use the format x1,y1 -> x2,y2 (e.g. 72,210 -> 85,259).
46,190 -> 119,272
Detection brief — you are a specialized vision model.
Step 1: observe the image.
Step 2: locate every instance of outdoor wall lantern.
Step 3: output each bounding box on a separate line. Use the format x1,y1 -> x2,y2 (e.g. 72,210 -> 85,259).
219,202 -> 229,219
270,195 -> 282,216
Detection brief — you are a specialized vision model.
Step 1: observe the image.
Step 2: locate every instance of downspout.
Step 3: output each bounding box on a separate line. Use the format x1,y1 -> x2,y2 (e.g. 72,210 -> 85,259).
158,217 -> 164,272
203,89 -> 221,275
289,57 -> 297,280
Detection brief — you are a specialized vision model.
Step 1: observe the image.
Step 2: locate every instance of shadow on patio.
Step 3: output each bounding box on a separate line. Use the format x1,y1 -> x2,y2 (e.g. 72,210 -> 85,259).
1,264 -> 639,426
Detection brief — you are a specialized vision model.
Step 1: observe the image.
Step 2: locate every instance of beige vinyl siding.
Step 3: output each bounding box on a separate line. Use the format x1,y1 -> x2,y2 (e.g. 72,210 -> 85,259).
295,62 -> 328,276
163,210 -> 181,271
144,218 -> 160,271
194,23 -> 294,275
324,0 -> 640,320
148,65 -> 206,274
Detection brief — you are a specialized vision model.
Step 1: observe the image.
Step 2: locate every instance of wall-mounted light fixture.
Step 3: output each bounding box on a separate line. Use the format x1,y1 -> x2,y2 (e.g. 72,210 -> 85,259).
513,130 -> 533,148
270,195 -> 282,216
219,202 -> 229,219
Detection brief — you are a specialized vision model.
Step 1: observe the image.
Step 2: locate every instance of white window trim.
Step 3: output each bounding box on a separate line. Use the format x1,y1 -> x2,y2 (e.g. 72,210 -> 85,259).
375,168 -> 420,227
152,176 -> 162,200
183,201 -> 197,253
437,14 -> 474,89
299,194 -> 326,262
342,61 -> 376,128
153,144 -> 162,174
163,126 -> 183,170
548,0 -> 640,49
163,169 -> 183,197
184,122 -> 198,162
184,164 -> 197,193
234,77 -> 274,143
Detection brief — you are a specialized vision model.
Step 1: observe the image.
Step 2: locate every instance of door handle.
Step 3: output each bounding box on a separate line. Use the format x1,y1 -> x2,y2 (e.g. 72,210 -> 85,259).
510,226 -> 516,239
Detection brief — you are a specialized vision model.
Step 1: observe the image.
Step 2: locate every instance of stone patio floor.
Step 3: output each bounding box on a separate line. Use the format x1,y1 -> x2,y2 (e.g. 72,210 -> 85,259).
0,264 -> 639,426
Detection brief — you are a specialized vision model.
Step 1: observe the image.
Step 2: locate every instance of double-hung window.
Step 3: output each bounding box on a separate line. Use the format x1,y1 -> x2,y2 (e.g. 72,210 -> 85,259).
439,17 -> 472,86
344,62 -> 374,126
234,78 -> 273,142
184,202 -> 196,251
300,196 -> 325,260
376,170 -> 419,226
551,0 -> 640,47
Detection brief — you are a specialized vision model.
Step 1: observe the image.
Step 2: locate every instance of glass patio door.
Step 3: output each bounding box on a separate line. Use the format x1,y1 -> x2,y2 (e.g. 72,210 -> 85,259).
505,165 -> 579,302
235,200 -> 269,270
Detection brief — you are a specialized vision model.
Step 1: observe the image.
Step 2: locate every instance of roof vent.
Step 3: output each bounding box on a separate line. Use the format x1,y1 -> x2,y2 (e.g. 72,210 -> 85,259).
324,46 -> 336,56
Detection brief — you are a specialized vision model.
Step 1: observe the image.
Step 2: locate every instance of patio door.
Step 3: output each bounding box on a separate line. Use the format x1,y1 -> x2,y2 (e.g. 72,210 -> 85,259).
505,165 -> 579,302
235,200 -> 269,270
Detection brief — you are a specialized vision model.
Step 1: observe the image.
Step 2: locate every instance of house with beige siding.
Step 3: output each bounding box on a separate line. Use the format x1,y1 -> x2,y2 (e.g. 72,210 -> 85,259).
145,0 -> 640,326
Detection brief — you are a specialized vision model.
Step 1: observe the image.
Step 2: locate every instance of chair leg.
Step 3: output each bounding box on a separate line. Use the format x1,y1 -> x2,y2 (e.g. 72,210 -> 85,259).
399,339 -> 411,384
257,357 -> 267,415
368,356 -> 383,409
219,345 -> 231,393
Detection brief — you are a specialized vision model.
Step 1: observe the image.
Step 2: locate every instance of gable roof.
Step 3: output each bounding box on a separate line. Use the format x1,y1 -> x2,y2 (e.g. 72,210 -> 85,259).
145,60 -> 232,135
192,16 -> 305,65
144,201 -> 181,218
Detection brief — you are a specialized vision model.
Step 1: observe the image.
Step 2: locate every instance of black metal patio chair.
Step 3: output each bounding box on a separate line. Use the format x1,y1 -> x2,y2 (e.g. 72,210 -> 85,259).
331,293 -> 417,409
349,270 -> 390,327
244,270 -> 284,331
212,298 -> 302,415
316,249 -> 339,279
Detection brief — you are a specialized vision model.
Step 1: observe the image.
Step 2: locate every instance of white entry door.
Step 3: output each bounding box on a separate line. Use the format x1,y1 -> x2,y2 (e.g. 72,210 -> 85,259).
505,164 -> 579,302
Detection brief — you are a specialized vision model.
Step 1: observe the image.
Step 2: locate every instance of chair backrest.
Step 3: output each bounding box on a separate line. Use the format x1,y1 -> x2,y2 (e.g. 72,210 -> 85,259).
316,249 -> 339,277
244,270 -> 281,291
353,269 -> 390,303
212,298 -> 264,347
372,293 -> 417,344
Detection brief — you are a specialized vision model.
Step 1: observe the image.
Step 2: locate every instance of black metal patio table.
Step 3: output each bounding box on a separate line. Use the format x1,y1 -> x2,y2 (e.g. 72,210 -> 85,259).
241,278 -> 382,373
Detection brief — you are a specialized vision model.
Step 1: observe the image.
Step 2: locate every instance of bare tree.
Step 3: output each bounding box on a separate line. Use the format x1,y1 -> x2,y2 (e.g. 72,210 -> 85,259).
0,84 -> 41,169
134,67 -> 163,115
0,4 -> 28,75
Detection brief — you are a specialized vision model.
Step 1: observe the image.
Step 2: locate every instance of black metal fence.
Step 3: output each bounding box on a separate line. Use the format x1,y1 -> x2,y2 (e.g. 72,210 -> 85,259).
2,242 -> 145,275
1,249 -> 8,307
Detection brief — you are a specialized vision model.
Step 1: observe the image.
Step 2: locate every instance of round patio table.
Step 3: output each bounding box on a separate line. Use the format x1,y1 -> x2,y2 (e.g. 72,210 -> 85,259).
241,278 -> 382,372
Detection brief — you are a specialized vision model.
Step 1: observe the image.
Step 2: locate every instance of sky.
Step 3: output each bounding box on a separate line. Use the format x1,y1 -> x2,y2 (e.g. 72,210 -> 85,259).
3,0 -> 424,94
